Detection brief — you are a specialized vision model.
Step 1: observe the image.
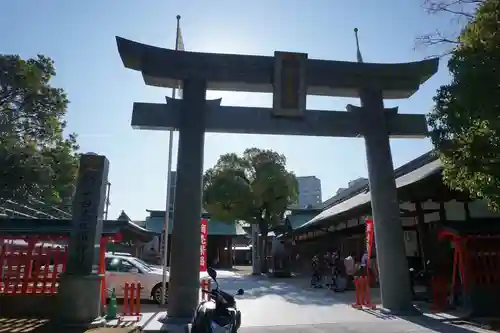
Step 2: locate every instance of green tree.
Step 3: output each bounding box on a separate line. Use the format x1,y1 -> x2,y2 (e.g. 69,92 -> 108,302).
428,0 -> 500,209
0,54 -> 79,210
203,148 -> 298,273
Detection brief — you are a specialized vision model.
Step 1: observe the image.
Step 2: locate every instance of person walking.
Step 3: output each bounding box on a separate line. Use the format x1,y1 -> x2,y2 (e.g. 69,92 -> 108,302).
333,254 -> 347,292
323,252 -> 332,288
361,251 -> 368,266
310,254 -> 321,288
344,253 -> 355,290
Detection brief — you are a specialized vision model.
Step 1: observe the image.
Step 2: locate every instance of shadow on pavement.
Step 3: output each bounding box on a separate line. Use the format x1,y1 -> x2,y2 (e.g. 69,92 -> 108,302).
217,275 -> 354,306
1,318 -> 139,333
228,265 -> 253,273
357,306 -> 492,332
361,308 -> 398,320
242,275 -> 494,332
0,318 -> 50,332
401,315 -> 490,333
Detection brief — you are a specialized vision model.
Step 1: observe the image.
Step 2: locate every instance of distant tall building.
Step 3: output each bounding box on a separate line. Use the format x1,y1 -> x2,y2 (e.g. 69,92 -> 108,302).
297,176 -> 322,207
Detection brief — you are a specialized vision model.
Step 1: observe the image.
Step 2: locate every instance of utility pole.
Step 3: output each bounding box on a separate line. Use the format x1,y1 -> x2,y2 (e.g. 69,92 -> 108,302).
104,182 -> 111,220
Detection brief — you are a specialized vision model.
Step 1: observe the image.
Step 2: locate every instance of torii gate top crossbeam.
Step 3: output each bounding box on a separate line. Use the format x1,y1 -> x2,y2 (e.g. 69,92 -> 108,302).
116,37 -> 439,99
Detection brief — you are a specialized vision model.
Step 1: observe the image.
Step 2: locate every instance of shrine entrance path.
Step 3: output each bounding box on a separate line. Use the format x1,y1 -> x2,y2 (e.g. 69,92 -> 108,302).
133,273 -> 493,332
220,275 -> 493,333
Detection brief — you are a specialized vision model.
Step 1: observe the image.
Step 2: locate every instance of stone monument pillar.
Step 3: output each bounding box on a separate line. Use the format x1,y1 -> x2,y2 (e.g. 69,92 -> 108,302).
57,154 -> 110,325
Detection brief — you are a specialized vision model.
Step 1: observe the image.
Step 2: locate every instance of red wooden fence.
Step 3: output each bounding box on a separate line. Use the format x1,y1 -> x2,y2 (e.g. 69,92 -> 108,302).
0,236 -> 68,295
1,233 -> 120,303
438,231 -> 500,293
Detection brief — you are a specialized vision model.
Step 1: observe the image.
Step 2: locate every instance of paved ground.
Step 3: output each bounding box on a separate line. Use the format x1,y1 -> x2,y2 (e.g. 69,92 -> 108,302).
4,266 -> 497,332
136,271 -> 494,332
238,322 -> 492,333
6,268 -> 495,332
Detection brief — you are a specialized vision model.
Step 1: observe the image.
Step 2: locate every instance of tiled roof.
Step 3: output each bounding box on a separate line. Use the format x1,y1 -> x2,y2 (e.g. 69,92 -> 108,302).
0,219 -> 158,238
117,210 -> 132,221
145,216 -> 247,236
286,213 -> 318,230
320,151 -> 437,210
132,220 -> 146,227
297,151 -> 442,231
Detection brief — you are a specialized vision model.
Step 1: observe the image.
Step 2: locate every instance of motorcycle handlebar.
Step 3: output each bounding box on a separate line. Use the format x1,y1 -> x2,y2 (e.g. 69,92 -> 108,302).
201,289 -> 214,294
201,289 -> 239,298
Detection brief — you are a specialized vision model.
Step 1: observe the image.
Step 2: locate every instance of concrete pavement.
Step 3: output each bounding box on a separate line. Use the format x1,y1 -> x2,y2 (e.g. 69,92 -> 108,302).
130,271 -> 494,332
238,321 -> 492,333
215,275 -> 490,332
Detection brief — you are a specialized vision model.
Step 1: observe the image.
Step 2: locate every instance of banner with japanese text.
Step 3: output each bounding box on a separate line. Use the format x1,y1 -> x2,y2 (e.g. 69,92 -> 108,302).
365,218 -> 374,268
200,219 -> 208,272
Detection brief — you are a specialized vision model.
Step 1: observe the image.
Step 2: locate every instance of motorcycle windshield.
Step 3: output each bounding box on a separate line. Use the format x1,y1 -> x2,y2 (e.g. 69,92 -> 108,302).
211,320 -> 232,333
218,290 -> 235,306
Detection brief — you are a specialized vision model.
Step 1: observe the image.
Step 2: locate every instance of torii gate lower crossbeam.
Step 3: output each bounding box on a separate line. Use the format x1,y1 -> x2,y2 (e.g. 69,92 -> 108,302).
132,99 -> 427,138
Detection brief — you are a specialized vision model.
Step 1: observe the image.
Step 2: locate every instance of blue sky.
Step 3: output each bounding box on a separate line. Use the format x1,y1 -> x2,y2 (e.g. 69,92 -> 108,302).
2,1 -> 455,220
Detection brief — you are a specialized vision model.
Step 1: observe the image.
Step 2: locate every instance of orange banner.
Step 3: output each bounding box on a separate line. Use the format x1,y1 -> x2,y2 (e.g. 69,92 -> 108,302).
365,218 -> 374,259
365,218 -> 375,280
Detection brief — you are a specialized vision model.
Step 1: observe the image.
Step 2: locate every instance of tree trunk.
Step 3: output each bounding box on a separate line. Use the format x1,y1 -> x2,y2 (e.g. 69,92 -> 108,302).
251,224 -> 260,275
258,219 -> 269,274
261,233 -> 269,274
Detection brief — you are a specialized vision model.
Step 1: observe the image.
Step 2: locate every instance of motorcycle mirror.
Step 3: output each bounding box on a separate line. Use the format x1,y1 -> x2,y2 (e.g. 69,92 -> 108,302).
237,288 -> 244,296
207,267 -> 217,280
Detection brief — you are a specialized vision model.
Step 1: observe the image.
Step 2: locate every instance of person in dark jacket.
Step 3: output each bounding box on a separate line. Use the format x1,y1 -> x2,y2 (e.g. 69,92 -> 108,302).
333,254 -> 347,292
310,254 -> 322,288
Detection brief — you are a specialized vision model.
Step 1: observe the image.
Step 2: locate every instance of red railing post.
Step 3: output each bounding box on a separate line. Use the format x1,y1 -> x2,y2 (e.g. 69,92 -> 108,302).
136,282 -> 142,315
0,241 -> 4,293
119,282 -> 142,323
50,246 -> 61,294
41,245 -> 50,294
98,236 -> 107,307
123,282 -> 129,315
13,251 -> 22,294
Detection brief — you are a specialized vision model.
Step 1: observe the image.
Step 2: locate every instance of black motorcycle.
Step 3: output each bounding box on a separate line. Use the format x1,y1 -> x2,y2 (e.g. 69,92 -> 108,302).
409,260 -> 432,301
191,267 -> 244,333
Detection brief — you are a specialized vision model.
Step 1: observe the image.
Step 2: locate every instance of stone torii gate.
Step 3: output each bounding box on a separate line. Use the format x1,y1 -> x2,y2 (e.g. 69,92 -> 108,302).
116,35 -> 438,318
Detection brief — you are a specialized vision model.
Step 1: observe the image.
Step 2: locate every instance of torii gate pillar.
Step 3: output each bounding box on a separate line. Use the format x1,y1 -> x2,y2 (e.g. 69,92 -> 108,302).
355,89 -> 414,312
116,36 -> 439,318
166,79 -> 208,317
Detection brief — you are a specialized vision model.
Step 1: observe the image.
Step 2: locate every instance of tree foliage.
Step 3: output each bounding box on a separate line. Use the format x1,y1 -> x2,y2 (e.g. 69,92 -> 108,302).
428,0 -> 500,209
0,54 -> 79,210
203,148 -> 298,272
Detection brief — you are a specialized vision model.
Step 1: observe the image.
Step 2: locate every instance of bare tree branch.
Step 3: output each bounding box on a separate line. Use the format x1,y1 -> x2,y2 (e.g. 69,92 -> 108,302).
416,30 -> 463,46
416,0 -> 483,58
423,0 -> 484,17
415,30 -> 465,57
